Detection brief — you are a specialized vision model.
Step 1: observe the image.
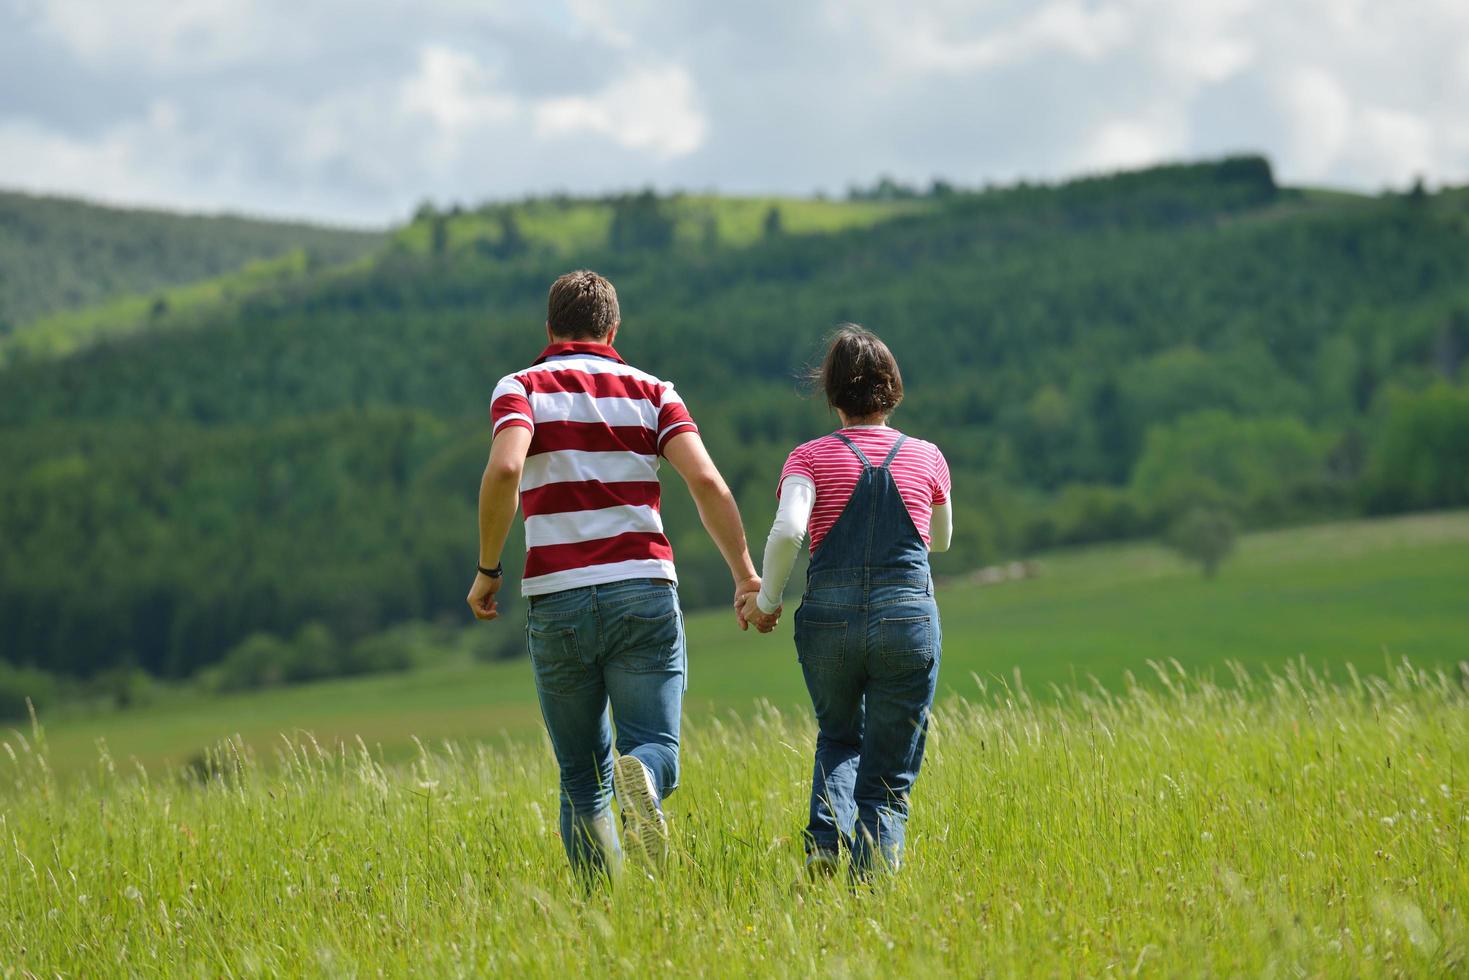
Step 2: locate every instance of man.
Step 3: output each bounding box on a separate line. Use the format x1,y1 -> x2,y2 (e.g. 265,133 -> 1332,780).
467,269 -> 760,880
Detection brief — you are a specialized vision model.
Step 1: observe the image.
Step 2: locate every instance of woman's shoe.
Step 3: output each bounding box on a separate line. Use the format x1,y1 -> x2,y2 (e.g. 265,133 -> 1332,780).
805,849 -> 840,879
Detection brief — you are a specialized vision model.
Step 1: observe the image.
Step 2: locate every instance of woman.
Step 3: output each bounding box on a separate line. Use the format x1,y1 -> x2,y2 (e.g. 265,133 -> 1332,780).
741,325 -> 951,876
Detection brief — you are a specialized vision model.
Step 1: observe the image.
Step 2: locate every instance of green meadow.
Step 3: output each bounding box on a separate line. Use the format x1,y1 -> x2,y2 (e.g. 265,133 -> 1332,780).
22,511 -> 1469,778
2,512 -> 1467,975
3,640 -> 1465,975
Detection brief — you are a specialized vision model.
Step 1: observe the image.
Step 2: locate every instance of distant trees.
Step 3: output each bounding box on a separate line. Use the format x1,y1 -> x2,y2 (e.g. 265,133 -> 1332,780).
1363,386 -> 1469,512
430,215 -> 449,257
1130,412 -> 1330,525
0,663 -> 54,721
497,210 -> 528,258
0,190 -> 382,328
1167,507 -> 1238,579
1,157 -> 1467,689
471,210 -> 529,260
609,191 -> 674,251
762,206 -> 783,240
848,176 -> 922,201
197,621 -> 415,693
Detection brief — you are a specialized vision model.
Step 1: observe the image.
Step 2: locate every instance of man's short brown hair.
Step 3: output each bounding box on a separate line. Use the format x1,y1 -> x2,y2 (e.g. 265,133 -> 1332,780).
815,324 -> 904,419
547,270 -> 620,340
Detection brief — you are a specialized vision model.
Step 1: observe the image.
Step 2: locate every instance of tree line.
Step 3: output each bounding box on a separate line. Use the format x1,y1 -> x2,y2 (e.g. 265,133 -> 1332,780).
1,157 -> 1467,710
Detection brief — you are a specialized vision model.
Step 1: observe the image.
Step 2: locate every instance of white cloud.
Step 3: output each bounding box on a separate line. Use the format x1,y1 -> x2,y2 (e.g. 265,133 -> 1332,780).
399,45 -> 520,132
2,0 -> 1467,224
1278,66 -> 1352,176
1082,119 -> 1182,172
0,101 -> 197,205
534,65 -> 706,160
32,0 -> 301,71
1349,108 -> 1439,186
843,0 -> 1133,75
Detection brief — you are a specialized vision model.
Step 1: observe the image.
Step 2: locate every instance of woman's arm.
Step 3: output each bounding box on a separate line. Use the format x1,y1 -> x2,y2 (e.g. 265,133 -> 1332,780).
755,476 -> 815,614
930,500 -> 953,553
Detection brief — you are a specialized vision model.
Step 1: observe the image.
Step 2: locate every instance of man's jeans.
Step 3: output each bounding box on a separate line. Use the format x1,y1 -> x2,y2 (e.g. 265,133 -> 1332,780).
526,578 -> 685,877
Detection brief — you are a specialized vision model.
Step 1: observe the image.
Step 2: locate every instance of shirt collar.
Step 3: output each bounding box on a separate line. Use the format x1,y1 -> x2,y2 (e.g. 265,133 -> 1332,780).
533,341 -> 625,365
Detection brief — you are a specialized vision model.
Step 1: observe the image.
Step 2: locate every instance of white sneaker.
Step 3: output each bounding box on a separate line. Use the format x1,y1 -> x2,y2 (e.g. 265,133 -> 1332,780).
613,755 -> 668,868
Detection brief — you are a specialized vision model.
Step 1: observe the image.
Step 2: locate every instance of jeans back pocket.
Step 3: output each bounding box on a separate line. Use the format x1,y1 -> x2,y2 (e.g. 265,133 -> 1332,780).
795,612 -> 848,672
878,614 -> 934,671
528,624 -> 585,694
618,607 -> 682,673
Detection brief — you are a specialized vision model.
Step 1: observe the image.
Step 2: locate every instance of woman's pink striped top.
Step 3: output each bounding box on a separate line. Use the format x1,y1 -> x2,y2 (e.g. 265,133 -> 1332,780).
778,427 -> 951,553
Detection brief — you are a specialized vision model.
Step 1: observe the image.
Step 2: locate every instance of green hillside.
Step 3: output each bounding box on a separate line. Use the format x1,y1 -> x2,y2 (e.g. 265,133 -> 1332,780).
23,512 -> 1469,776
0,248 -> 347,365
0,192 -> 920,366
2,157 -> 1468,694
393,193 -> 930,257
0,189 -> 383,338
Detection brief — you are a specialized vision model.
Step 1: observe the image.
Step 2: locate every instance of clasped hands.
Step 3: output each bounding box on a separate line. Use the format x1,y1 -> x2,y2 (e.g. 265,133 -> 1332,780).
734,577 -> 782,634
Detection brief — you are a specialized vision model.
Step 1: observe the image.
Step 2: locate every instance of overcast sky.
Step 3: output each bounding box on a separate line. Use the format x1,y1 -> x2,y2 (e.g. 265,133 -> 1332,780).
2,0 -> 1467,227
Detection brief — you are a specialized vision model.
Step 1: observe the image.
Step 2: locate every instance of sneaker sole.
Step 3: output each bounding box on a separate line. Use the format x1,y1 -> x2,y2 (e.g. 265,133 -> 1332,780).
613,755 -> 668,866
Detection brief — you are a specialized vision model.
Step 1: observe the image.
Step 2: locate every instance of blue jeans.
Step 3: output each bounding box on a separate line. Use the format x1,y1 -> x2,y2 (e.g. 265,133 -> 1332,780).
526,578 -> 685,877
795,581 -> 940,873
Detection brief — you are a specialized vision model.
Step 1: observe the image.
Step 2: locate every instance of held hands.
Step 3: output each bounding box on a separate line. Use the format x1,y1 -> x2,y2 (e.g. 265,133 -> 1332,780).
467,571 -> 503,621
734,573 -> 781,634
738,592 -> 782,634
733,575 -> 760,631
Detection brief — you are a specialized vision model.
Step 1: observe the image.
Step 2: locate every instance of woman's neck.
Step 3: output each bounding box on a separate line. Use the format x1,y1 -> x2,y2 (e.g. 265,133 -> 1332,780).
837,413 -> 889,428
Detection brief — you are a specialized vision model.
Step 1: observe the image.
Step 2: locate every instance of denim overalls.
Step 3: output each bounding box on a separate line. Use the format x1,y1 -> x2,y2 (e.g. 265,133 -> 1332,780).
793,431 -> 942,873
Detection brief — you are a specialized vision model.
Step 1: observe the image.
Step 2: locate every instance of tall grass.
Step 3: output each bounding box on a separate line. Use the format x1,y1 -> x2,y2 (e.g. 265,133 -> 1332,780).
2,661 -> 1465,976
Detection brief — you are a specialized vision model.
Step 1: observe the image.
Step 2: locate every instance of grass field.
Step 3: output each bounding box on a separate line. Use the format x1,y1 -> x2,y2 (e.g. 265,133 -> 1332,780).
3,512 -> 1467,974
20,511 -> 1469,778
2,662 -> 1465,975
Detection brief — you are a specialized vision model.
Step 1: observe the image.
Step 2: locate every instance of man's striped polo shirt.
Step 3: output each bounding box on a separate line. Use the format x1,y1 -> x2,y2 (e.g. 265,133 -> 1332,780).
490,341 -> 697,596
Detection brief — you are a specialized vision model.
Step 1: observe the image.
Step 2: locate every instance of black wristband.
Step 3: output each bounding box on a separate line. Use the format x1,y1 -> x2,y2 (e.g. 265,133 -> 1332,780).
477,563 -> 503,579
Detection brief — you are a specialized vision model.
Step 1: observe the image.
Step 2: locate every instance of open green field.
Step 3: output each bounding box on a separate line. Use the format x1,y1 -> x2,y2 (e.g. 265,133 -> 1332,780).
21,511 -> 1469,778
3,660 -> 1465,975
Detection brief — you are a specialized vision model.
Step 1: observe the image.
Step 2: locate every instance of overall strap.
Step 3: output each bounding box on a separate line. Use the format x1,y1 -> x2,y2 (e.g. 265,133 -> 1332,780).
832,432 -> 873,467
879,434 -> 908,469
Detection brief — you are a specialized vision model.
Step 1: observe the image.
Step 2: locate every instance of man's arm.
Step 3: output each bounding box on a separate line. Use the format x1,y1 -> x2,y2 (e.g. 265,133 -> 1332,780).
467,426 -> 533,621
662,430 -> 760,609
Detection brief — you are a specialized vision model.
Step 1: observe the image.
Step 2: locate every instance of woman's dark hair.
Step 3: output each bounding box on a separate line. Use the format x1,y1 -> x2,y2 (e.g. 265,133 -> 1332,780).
813,324 -> 904,419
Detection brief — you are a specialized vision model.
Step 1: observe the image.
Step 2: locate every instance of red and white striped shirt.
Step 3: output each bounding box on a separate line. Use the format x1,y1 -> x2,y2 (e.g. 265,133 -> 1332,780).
491,341 -> 698,596
779,427 -> 951,552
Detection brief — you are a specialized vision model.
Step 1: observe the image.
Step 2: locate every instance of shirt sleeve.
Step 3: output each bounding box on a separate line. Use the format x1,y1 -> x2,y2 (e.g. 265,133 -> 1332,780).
931,447 -> 951,505
656,383 -> 698,454
757,475 -> 814,613
778,444 -> 816,498
490,375 -> 533,435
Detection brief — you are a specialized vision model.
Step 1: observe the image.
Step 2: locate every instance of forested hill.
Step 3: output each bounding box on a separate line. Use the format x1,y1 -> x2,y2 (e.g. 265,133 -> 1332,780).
0,190 -> 384,330
2,157 -> 1468,693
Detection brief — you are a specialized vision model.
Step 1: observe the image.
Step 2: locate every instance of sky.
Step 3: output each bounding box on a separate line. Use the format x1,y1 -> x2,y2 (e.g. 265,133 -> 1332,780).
2,0 -> 1467,227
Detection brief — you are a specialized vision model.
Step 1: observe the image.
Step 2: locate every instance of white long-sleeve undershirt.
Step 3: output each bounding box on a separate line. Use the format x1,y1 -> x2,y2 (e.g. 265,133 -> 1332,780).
755,475 -> 952,614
